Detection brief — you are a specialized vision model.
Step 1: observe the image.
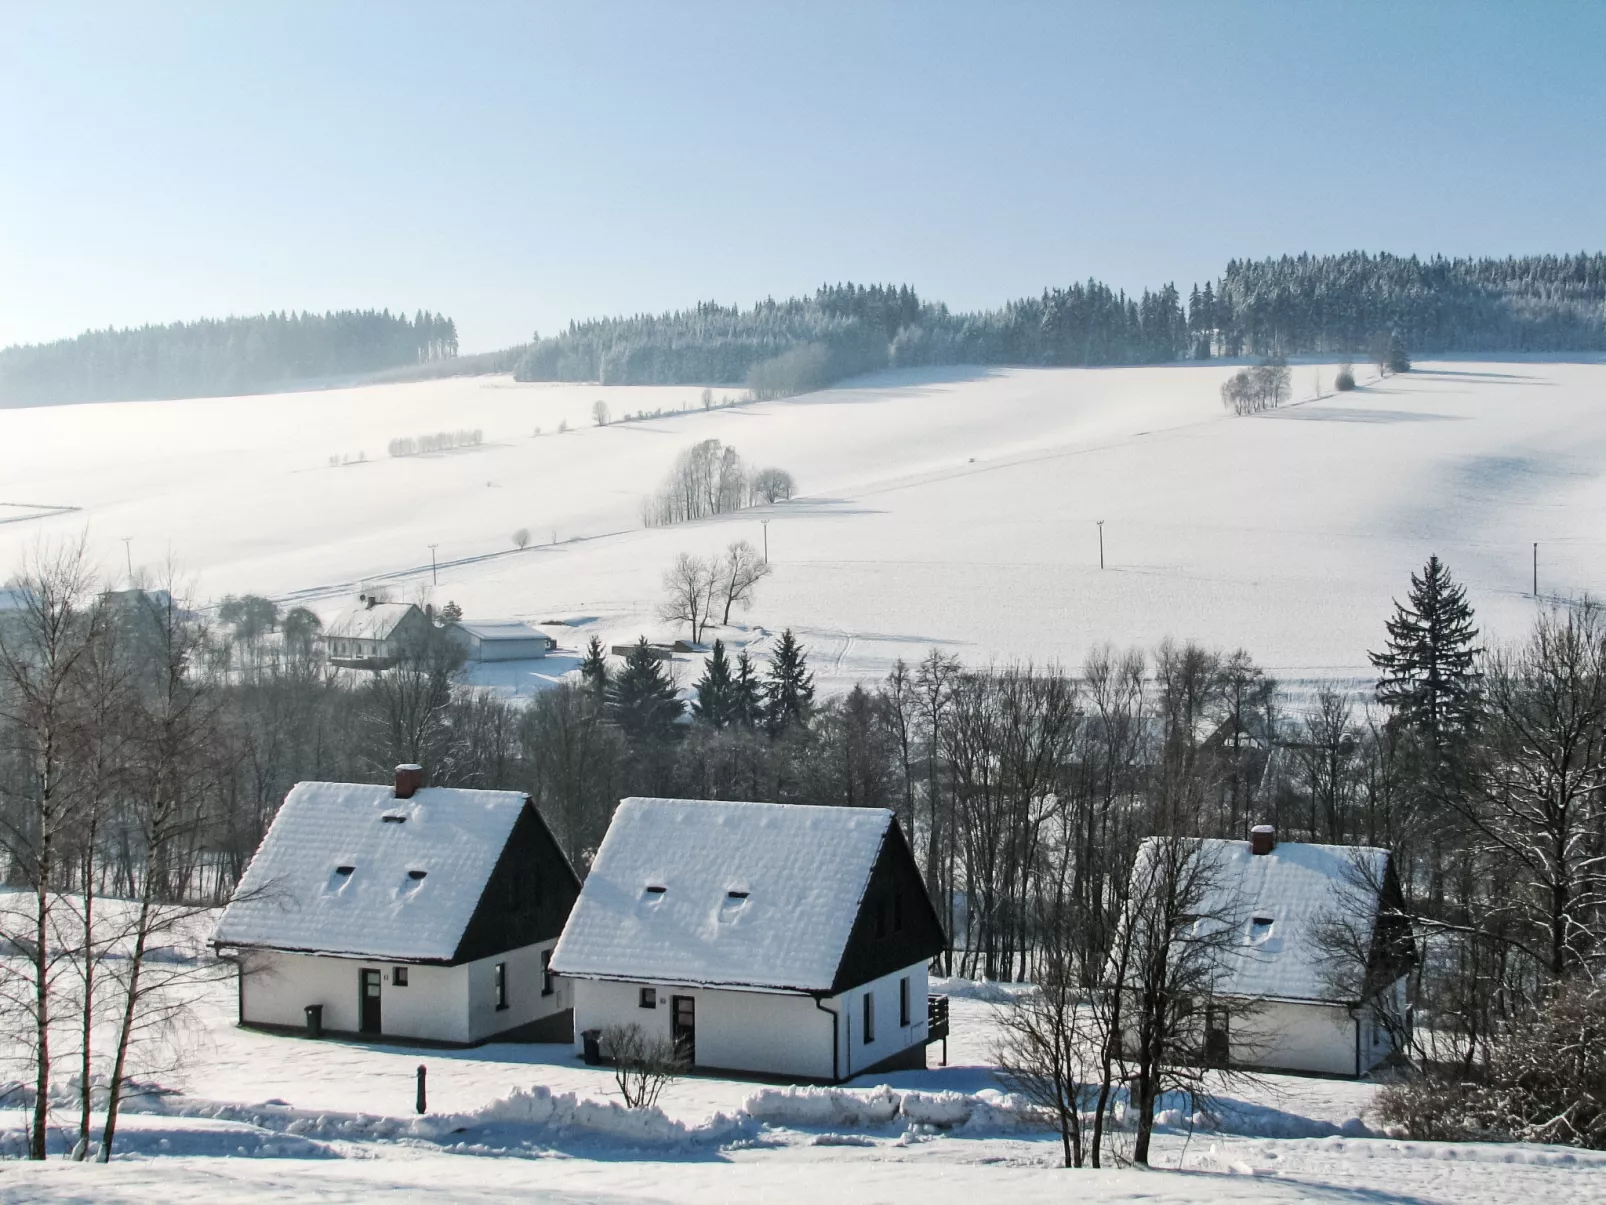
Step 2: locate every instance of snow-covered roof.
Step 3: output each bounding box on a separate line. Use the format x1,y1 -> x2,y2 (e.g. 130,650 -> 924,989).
324,601 -> 421,642
213,781 -> 530,962
454,620 -> 545,641
551,797 -> 893,994
1136,836 -> 1389,1005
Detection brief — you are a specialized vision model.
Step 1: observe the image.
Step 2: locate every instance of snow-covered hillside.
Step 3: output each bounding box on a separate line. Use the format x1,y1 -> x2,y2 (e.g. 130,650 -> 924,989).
4,359 -> 1604,695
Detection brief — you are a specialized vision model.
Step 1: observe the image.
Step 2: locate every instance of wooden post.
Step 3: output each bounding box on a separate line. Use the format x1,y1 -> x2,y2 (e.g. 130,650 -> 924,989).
1097,520 -> 1105,570
1533,542 -> 1538,598
416,1064 -> 427,1115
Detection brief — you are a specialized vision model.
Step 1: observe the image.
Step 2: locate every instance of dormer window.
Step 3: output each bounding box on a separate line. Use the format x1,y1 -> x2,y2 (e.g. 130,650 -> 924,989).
381,814 -> 407,824
408,869 -> 427,881
336,865 -> 355,876
645,885 -> 666,896
726,890 -> 749,901
1249,915 -> 1274,942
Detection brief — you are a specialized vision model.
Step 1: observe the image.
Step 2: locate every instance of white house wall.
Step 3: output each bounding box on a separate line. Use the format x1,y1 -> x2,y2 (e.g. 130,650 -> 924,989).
1233,999 -> 1358,1077
570,960 -> 928,1082
239,938 -> 566,1046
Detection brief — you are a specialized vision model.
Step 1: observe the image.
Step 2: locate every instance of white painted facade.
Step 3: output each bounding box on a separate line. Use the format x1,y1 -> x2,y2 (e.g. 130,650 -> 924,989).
570,960 -> 929,1081
240,938 -> 569,1045
1230,975 -> 1408,1077
448,621 -> 552,662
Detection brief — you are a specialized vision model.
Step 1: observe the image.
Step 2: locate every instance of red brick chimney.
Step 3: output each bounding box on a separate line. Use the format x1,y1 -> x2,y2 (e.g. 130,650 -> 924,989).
394,764 -> 424,799
1250,824 -> 1276,856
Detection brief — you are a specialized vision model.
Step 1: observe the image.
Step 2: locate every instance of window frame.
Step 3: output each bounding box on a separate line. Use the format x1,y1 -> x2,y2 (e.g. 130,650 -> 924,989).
863,991 -> 876,1044
393,966 -> 409,987
541,949 -> 555,996
899,976 -> 910,1027
494,961 -> 508,1010
639,986 -> 657,1009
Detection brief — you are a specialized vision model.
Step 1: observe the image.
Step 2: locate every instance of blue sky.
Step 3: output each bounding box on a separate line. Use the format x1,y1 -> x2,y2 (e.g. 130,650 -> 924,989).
2,2 -> 1602,352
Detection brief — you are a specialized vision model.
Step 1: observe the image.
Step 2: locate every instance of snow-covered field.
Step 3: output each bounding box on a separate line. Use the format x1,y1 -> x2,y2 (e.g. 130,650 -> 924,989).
4,969 -> 1604,1203
6,358 -> 1605,696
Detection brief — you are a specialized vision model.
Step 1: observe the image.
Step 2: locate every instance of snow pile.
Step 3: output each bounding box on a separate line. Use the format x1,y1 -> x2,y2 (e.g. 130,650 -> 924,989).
743,1084 -> 1039,1133
930,976 -> 1032,1003
445,1084 -> 746,1147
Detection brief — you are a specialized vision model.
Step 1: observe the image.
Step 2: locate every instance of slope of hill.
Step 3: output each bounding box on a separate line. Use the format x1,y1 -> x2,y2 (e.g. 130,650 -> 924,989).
2,358 -> 1604,694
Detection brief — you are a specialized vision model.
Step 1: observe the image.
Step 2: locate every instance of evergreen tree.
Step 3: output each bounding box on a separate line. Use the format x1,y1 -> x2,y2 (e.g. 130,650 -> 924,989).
1369,555 -> 1482,753
691,639 -> 737,727
1386,331 -> 1412,374
764,629 -> 815,736
579,635 -> 609,696
732,650 -> 765,729
605,637 -> 683,744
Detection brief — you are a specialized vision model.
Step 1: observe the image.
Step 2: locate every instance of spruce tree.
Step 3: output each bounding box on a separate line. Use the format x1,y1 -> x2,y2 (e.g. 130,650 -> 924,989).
579,635 -> 609,696
1369,555 -> 1482,753
1385,331 -> 1411,374
605,637 -> 683,744
692,639 -> 736,727
732,650 -> 765,729
764,629 -> 815,736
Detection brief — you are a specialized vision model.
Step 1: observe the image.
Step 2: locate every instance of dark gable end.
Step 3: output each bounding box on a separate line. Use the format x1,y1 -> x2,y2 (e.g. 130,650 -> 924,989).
452,799 -> 582,965
829,816 -> 945,994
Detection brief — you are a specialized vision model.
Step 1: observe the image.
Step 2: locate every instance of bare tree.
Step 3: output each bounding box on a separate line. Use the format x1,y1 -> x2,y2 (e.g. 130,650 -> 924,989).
591,399 -> 611,427
751,467 -> 795,504
512,528 -> 531,551
716,540 -> 772,625
0,539 -> 103,1160
601,1022 -> 684,1109
994,908 -> 1099,1166
658,553 -> 716,644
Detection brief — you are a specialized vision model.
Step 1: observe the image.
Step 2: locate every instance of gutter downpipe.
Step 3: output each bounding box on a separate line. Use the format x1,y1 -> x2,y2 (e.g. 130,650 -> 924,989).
813,996 -> 841,1082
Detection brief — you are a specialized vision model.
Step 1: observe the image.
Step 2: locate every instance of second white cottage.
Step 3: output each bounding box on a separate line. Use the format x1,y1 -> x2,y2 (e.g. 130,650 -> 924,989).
551,797 -> 948,1082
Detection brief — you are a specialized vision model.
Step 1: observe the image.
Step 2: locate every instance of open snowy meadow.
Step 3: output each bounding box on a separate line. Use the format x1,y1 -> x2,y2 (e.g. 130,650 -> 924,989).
4,357 -> 1606,698
4,958 -> 1604,1204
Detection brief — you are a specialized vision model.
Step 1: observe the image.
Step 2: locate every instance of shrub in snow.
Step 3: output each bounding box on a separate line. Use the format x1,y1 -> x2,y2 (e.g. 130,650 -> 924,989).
1335,362 -> 1356,391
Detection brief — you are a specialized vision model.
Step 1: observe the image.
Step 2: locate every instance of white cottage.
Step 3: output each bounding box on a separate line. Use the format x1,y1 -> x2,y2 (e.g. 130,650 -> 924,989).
551,797 -> 948,1083
213,765 -> 582,1046
323,598 -> 434,669
1136,825 -> 1414,1077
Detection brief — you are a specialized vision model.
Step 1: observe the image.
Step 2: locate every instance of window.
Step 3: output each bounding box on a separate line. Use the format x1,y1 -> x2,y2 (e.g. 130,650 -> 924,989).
726,889 -> 749,901
541,949 -> 554,997
899,976 -> 910,1027
494,962 -> 508,1010
639,987 -> 657,1009
407,869 -> 427,881
1249,915 -> 1274,943
393,966 -> 409,987
381,814 -> 407,824
335,865 -> 355,876
863,992 -> 876,1044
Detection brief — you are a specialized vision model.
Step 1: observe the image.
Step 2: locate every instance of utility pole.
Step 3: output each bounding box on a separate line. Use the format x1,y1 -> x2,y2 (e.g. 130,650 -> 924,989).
1533,541 -> 1538,599
761,518 -> 770,564
1096,520 -> 1105,570
121,537 -> 133,579
429,544 -> 439,586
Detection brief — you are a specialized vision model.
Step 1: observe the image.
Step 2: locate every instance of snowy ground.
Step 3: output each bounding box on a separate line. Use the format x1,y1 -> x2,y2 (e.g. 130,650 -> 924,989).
4,969 -> 1605,1202
6,359 -> 1606,696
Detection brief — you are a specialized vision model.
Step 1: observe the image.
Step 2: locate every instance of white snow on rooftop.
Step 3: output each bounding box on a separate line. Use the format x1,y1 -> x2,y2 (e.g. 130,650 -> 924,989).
454,620 -> 543,639
213,781 -> 529,962
1139,836 -> 1389,1005
323,601 -> 419,642
552,797 -> 892,993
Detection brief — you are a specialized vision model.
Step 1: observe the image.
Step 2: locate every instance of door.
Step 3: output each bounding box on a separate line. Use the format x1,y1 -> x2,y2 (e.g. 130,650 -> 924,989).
1204,1005 -> 1229,1067
360,968 -> 382,1034
670,994 -> 695,1065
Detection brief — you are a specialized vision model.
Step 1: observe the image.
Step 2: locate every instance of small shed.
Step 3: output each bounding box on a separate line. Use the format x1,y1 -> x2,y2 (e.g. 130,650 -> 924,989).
449,620 -> 556,662
213,765 -> 582,1046
552,797 -> 947,1083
